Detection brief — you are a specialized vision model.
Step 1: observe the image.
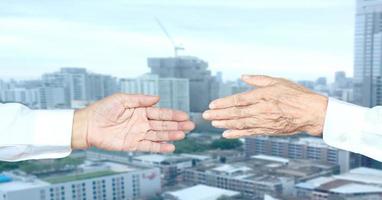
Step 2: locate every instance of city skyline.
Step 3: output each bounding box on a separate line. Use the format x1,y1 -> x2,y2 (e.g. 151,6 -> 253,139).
0,0 -> 354,82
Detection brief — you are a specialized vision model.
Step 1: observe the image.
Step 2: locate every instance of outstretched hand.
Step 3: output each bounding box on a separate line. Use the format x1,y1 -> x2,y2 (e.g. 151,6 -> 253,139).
203,75 -> 328,139
72,93 -> 195,153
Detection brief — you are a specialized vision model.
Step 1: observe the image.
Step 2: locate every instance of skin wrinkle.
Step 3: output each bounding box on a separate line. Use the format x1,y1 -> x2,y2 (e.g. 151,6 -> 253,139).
204,75 -> 328,139
72,93 -> 194,153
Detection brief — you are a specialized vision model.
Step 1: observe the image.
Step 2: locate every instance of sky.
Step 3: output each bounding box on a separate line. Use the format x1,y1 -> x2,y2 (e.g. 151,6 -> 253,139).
0,0 -> 355,82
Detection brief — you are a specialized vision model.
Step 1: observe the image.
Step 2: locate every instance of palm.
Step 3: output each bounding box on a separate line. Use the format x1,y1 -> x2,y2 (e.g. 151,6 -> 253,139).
84,94 -> 194,153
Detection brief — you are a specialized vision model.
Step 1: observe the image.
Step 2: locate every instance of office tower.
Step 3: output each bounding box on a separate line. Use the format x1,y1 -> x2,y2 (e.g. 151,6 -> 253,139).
354,0 -> 382,169
119,74 -> 190,112
316,77 -> 327,86
43,68 -> 118,108
42,68 -> 87,107
87,74 -> 117,102
244,136 -> 361,173
38,86 -> 67,109
148,56 -> 219,112
354,0 -> 382,107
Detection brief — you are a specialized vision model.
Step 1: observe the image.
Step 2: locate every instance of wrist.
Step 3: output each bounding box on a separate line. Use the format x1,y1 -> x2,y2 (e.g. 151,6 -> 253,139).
71,109 -> 89,149
304,94 -> 328,136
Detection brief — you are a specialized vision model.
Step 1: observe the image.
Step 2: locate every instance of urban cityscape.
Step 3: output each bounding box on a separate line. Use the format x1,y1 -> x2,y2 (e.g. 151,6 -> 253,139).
1,0 -> 382,200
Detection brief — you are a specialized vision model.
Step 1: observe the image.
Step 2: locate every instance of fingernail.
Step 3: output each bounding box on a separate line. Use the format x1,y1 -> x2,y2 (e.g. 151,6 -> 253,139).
212,121 -> 220,127
222,131 -> 230,138
209,103 -> 216,109
202,111 -> 210,119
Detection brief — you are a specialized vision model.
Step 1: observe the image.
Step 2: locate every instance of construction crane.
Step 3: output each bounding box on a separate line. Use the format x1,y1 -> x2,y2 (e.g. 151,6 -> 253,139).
155,17 -> 185,57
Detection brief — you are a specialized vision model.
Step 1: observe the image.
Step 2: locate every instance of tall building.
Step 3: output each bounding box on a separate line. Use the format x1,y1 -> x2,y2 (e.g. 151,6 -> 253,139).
119,74 -> 190,112
244,136 -> 361,173
43,68 -> 118,108
354,0 -> 382,169
148,56 -> 220,112
354,0 -> 382,107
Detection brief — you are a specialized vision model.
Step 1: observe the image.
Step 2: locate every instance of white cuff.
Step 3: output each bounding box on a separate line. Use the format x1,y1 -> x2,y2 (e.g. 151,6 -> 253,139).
29,110 -> 74,160
323,98 -> 368,155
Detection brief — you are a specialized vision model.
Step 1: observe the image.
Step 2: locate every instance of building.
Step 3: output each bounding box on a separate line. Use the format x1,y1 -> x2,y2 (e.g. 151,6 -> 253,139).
163,184 -> 241,200
353,0 -> 382,170
148,56 -> 220,112
354,0 -> 382,107
0,161 -> 161,200
296,167 -> 382,200
87,74 -> 117,103
244,136 -> 359,173
184,155 -> 338,199
218,80 -> 250,98
119,74 -> 190,112
42,68 -> 118,108
132,154 -> 193,186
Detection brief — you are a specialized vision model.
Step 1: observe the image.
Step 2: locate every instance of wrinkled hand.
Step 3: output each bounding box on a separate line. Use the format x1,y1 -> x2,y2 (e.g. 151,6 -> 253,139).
203,75 -> 328,139
72,93 -> 195,153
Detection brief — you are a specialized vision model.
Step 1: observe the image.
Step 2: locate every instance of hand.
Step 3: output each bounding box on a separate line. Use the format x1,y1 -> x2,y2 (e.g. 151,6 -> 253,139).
71,93 -> 195,153
203,75 -> 328,139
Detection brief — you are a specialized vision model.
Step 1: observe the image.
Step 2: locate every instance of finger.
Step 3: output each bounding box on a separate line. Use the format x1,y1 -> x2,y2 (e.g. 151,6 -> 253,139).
209,91 -> 257,110
241,75 -> 280,87
136,140 -> 175,153
222,129 -> 267,139
146,107 -> 189,121
212,118 -> 255,130
144,131 -> 186,141
115,93 -> 160,108
203,106 -> 252,120
222,129 -> 299,139
149,120 -> 195,131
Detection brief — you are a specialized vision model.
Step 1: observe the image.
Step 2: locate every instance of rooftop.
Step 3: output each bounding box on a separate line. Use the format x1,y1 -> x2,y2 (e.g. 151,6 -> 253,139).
189,155 -> 336,184
133,154 -> 191,164
165,184 -> 240,200
0,175 -> 49,192
333,167 -> 382,185
296,167 -> 382,195
251,155 -> 289,164
40,161 -> 142,184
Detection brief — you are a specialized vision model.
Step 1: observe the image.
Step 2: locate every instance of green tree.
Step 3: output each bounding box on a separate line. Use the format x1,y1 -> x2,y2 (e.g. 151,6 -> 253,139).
210,139 -> 242,150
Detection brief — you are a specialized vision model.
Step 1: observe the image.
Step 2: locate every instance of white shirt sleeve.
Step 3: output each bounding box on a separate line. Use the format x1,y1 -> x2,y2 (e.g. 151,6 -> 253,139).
0,103 -> 74,162
323,98 -> 382,162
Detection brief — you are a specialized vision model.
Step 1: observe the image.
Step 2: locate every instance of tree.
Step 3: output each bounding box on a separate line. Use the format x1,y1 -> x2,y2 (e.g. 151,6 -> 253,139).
210,139 -> 242,150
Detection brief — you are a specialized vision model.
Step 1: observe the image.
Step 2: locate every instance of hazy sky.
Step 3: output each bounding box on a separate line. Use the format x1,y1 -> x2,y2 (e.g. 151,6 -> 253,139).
0,0 -> 355,81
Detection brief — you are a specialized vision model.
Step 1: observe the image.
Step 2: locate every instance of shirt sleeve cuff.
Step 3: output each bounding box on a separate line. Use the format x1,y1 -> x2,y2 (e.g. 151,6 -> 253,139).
322,98 -> 368,154
31,110 -> 74,159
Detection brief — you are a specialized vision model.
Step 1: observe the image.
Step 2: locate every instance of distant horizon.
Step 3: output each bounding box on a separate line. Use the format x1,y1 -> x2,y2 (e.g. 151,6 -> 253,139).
0,65 -> 347,84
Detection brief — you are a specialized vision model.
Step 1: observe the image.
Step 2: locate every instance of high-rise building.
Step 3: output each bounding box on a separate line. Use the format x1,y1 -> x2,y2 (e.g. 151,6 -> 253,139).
148,56 -> 220,112
119,74 -> 190,112
43,68 -> 118,108
87,74 -> 117,102
354,0 -> 382,169
354,0 -> 382,107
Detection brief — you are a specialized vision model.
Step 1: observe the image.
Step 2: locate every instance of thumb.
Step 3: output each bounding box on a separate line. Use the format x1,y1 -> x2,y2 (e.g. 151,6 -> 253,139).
241,75 -> 279,87
116,93 -> 160,108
